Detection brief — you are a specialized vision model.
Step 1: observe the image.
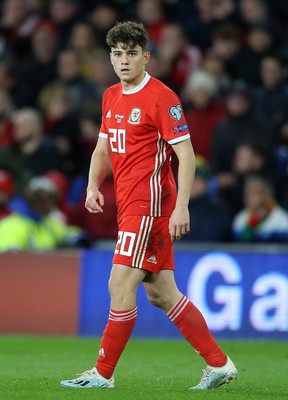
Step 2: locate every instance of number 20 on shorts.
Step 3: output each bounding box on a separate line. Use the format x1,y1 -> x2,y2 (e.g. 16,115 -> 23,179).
115,231 -> 136,256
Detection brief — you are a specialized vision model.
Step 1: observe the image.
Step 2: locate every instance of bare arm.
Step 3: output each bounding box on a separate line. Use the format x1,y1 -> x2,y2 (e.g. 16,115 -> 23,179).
170,139 -> 196,241
85,137 -> 111,214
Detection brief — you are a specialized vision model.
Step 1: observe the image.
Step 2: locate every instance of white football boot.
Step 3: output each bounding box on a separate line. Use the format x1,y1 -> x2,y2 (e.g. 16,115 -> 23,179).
60,367 -> 115,389
189,356 -> 238,390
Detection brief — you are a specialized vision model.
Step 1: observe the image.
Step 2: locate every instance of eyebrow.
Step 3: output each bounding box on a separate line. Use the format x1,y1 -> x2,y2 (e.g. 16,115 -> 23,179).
111,48 -> 139,53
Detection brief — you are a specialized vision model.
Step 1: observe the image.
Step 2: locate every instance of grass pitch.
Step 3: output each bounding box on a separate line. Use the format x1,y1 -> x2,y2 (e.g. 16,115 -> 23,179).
0,336 -> 287,400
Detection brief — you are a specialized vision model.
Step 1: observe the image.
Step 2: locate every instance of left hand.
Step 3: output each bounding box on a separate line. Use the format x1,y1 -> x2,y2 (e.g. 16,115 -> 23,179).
169,206 -> 190,242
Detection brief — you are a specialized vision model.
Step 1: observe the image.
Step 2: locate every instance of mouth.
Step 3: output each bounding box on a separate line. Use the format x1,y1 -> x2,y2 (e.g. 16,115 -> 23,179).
120,68 -> 129,72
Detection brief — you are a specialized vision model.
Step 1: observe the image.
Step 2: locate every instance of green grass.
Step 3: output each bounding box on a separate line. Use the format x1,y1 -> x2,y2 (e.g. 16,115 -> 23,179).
0,336 -> 287,400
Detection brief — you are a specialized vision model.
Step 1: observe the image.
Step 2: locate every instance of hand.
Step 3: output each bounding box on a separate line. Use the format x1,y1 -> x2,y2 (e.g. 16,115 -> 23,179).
169,206 -> 190,242
85,188 -> 104,213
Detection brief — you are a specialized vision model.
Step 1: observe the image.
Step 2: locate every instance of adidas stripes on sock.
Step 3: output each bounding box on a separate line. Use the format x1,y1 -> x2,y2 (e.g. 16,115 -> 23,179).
96,307 -> 137,379
167,296 -> 226,367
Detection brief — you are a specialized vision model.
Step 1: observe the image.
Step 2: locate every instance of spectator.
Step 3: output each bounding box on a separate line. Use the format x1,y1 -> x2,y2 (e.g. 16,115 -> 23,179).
184,69 -> 226,161
211,82 -> 272,175
79,111 -> 101,164
68,21 -> 102,80
0,169 -> 14,219
56,48 -> 95,113
38,82 -> 83,176
0,88 -> 15,147
209,23 -> 243,80
232,175 -> 288,242
185,0 -> 237,50
201,50 -> 232,95
11,21 -> 59,107
238,0 -> 283,42
273,131 -> 288,212
0,0 -> 41,62
182,156 -> 232,242
48,0 -> 81,49
156,23 -> 202,94
0,107 -> 64,193
44,169 -> 74,223
234,22 -> 278,86
25,0 -> 47,16
135,0 -> 168,47
227,140 -> 271,213
239,0 -> 269,28
89,2 -> 120,48
210,82 -> 273,208
0,175 -> 90,251
252,55 -> 288,140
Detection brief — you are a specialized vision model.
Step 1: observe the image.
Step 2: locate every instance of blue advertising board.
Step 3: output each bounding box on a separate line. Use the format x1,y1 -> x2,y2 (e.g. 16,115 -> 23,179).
79,249 -> 288,340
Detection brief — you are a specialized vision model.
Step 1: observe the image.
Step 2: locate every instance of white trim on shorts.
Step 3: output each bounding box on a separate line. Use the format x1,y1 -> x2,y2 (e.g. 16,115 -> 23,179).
132,215 -> 154,269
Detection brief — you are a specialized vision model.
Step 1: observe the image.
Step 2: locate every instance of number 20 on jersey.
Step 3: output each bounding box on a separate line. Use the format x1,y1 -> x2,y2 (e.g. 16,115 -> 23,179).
109,128 -> 126,153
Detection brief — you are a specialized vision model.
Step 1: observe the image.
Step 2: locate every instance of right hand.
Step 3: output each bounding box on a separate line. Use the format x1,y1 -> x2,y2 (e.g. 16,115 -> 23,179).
85,188 -> 104,213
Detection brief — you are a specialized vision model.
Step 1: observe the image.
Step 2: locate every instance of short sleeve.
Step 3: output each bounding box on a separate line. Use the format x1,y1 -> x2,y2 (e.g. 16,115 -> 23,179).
154,90 -> 190,144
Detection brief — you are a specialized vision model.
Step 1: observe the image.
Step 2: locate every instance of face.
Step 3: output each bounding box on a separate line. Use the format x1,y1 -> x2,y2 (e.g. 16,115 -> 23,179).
32,28 -> 57,59
13,112 -> 41,143
244,179 -> 269,211
110,44 -> 150,90
28,190 -> 55,215
240,0 -> 266,23
191,89 -> 213,109
47,91 -> 70,118
71,24 -> 94,50
248,30 -> 271,53
261,58 -> 282,88
234,145 -> 256,174
58,51 -> 80,80
226,95 -> 249,116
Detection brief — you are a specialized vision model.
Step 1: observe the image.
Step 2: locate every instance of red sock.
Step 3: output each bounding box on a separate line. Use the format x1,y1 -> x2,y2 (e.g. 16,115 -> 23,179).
96,307 -> 137,379
167,296 -> 226,367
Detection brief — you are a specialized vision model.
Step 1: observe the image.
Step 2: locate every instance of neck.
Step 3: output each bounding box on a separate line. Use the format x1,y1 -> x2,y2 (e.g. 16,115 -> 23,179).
121,71 -> 146,91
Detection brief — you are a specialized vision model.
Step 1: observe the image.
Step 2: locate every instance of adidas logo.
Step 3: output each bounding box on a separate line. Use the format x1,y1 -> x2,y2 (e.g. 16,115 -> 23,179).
106,109 -> 112,118
147,255 -> 157,264
99,348 -> 105,357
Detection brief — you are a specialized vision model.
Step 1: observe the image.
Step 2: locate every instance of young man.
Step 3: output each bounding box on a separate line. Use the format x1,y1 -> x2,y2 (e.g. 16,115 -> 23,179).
60,21 -> 237,390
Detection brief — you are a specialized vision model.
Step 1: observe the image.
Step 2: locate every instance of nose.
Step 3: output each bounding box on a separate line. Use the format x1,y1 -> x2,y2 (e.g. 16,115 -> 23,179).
121,54 -> 129,64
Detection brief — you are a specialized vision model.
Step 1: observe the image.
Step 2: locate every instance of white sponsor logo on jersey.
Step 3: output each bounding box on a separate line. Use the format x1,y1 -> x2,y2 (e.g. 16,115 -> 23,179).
116,114 -> 124,123
128,107 -> 142,124
106,109 -> 112,118
169,104 -> 182,121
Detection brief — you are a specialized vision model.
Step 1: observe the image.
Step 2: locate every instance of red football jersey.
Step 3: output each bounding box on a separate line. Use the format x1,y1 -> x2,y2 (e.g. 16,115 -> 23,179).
99,73 -> 190,221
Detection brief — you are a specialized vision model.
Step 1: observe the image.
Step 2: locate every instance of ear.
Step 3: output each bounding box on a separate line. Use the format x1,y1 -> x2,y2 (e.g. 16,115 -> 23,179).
143,51 -> 151,65
110,52 -> 113,65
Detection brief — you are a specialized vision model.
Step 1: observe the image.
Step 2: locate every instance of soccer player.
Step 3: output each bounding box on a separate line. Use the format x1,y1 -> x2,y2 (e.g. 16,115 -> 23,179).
60,21 -> 238,390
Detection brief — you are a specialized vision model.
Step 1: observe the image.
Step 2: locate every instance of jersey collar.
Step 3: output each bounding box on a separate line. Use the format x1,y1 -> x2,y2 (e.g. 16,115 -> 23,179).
122,72 -> 151,95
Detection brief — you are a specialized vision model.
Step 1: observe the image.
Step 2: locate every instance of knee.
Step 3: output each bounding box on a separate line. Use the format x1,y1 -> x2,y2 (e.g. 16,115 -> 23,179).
146,289 -> 168,309
108,274 -> 136,305
108,275 -> 123,299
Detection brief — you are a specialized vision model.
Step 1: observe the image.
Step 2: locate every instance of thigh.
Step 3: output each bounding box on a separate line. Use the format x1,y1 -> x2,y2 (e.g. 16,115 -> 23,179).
109,263 -> 147,310
113,215 -> 174,273
110,263 -> 147,291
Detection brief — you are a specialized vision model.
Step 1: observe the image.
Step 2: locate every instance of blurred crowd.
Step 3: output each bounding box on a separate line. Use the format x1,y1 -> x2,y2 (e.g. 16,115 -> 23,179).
1,0 -> 288,251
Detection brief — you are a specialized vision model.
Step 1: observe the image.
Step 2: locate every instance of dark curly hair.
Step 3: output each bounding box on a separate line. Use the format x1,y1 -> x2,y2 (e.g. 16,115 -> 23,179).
106,21 -> 149,51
